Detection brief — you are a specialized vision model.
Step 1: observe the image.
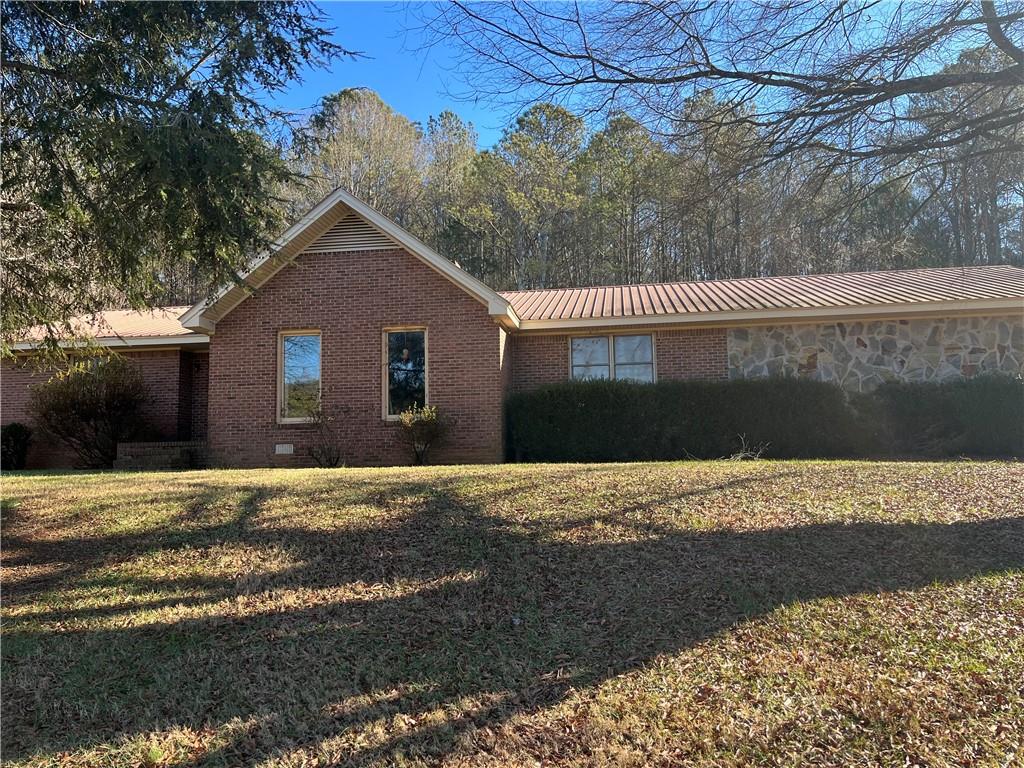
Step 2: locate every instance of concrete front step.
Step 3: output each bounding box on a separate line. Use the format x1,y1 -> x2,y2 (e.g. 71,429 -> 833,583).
114,441 -> 208,470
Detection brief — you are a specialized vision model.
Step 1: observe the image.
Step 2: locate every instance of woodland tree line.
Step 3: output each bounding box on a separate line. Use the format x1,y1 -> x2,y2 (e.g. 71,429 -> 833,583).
277,52 -> 1022,297
3,1 -> 1022,349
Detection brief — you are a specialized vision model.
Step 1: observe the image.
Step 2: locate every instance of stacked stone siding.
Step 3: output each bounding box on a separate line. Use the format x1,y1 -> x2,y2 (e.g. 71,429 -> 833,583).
206,247 -> 506,467
727,314 -> 1024,392
510,326 -> 728,393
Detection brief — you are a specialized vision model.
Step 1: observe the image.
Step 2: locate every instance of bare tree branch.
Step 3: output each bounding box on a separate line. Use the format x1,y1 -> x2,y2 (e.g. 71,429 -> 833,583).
982,0 -> 1024,65
414,0 -> 1024,168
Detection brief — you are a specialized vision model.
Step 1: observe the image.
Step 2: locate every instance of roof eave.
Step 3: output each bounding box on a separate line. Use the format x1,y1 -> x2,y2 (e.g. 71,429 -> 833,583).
180,312 -> 216,334
10,333 -> 211,351
514,296 -> 1024,331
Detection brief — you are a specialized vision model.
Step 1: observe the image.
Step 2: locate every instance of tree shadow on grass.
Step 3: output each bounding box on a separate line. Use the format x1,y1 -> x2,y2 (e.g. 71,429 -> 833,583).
2,473 -> 1022,765
1,484 -> 268,608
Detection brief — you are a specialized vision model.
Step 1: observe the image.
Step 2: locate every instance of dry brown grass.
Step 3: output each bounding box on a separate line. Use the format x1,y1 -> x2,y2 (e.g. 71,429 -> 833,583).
2,461 -> 1022,767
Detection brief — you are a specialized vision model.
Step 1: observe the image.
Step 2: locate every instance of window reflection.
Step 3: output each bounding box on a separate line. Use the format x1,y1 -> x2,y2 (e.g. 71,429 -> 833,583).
387,330 -> 426,415
282,333 -> 320,419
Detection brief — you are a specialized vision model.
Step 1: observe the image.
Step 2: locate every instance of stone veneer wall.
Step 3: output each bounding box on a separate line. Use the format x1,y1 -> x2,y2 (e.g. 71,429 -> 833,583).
727,313 -> 1024,392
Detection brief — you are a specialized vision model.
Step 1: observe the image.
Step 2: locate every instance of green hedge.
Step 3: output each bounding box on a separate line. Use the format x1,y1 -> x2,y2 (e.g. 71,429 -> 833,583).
506,374 -> 1024,461
868,375 -> 1024,457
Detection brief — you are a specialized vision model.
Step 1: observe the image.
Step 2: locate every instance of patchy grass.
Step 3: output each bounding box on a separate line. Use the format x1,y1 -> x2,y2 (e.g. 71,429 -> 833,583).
2,461 -> 1022,767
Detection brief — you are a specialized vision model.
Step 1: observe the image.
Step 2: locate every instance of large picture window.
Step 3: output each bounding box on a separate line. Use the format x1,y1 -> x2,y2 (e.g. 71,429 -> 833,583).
279,332 -> 321,421
385,329 -> 426,417
571,334 -> 654,383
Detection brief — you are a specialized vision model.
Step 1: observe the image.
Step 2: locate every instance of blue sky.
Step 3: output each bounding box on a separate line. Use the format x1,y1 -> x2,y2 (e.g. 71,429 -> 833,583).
276,2 -> 509,148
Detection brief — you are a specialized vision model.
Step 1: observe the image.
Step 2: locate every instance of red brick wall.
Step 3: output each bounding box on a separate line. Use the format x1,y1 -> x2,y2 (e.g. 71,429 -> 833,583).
510,333 -> 567,393
129,350 -> 186,439
510,326 -> 728,393
1,359 -> 79,468
189,352 -> 209,441
655,328 -> 729,381
206,247 -> 506,467
1,350 -> 199,468
174,350 -> 210,441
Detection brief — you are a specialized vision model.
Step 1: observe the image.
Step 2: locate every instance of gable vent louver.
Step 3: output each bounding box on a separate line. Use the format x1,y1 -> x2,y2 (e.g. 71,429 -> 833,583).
305,212 -> 396,253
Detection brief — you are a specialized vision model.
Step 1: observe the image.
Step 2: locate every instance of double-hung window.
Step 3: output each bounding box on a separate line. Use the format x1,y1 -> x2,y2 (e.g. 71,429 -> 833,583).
385,329 -> 427,417
279,331 -> 321,422
570,334 -> 655,383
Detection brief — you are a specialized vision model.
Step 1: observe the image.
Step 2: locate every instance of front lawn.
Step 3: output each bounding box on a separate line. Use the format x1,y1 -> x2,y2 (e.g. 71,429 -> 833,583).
2,461 -> 1022,767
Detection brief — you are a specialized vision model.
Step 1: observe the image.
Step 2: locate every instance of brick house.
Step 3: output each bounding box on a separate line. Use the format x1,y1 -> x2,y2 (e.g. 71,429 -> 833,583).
4,188 -> 1023,468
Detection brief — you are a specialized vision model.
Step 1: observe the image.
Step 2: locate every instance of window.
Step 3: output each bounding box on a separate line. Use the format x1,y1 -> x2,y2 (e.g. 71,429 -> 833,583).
385,329 -> 426,417
279,332 -> 321,422
571,334 -> 654,383
613,335 -> 655,382
570,336 -> 610,380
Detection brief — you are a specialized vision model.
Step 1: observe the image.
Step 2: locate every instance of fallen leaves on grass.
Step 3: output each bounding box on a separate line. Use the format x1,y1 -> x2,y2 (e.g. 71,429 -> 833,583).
1,460 -> 1021,767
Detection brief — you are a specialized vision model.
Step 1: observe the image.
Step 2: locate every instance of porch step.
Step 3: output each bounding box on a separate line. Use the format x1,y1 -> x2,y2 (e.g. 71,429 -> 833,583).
114,440 -> 208,470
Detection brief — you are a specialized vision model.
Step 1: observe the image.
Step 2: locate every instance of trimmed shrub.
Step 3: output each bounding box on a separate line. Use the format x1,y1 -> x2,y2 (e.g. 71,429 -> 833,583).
871,374 -> 1024,457
1,422 -> 33,470
28,358 -> 151,468
506,377 -> 869,462
397,404 -> 449,464
507,375 -> 1024,462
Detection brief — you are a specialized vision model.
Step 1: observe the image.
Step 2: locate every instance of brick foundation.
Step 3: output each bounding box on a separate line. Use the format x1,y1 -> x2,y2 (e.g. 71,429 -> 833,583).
114,440 -> 208,470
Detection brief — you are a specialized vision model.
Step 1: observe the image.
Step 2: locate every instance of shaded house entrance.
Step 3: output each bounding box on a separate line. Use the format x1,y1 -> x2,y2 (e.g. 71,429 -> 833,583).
4,308 -> 209,468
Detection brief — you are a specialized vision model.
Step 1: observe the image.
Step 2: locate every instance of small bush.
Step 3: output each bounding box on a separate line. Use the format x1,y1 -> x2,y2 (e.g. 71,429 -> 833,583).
1,422 -> 33,470
397,404 -> 448,464
506,377 -> 867,462
871,374 -> 1024,457
308,404 -> 346,467
28,358 -> 150,468
506,374 -> 1024,462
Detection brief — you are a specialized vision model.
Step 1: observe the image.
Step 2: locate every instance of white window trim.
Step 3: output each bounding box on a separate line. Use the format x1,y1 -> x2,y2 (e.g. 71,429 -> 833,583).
568,333 -> 657,382
382,326 -> 429,421
277,329 -> 321,425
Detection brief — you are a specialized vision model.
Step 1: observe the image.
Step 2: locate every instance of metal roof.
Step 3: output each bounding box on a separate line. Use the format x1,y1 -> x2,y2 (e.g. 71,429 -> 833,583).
13,265 -> 1023,349
501,265 -> 1024,323
14,306 -> 207,349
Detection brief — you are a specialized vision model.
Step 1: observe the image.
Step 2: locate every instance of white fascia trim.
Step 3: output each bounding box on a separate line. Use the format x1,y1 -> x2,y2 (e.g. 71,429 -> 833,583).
342,193 -> 510,313
180,190 -> 348,331
181,188 -> 518,332
515,296 -> 1024,332
498,304 -> 521,329
11,334 -> 211,351
184,315 -> 216,333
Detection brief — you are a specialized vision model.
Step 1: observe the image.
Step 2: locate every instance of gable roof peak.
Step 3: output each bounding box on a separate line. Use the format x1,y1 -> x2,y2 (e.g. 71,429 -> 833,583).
180,187 -> 519,333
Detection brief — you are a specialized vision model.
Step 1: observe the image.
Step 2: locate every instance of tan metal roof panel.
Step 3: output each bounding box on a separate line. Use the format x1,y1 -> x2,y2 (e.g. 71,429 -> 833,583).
18,306 -> 198,344
18,265 -> 1023,347
501,265 -> 1024,322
